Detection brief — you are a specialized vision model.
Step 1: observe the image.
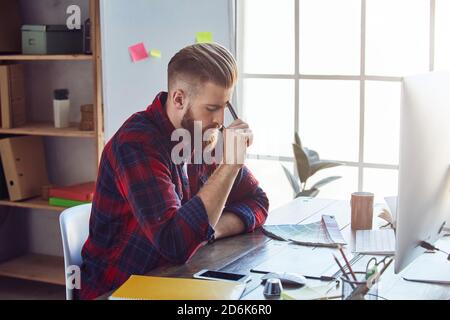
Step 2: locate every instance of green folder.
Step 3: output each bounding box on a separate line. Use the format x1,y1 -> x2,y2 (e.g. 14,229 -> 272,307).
49,197 -> 90,208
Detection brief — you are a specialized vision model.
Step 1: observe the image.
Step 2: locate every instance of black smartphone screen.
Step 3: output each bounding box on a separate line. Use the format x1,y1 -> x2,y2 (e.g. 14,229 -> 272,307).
199,270 -> 246,281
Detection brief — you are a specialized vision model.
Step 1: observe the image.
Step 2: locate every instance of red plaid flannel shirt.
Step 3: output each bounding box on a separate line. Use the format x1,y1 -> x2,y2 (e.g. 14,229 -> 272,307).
79,92 -> 269,299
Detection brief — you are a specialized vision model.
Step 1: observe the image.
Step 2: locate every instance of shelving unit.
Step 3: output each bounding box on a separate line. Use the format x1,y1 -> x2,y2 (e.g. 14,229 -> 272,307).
0,197 -> 65,212
0,54 -> 93,61
0,121 -> 95,138
0,0 -> 104,287
0,254 -> 65,285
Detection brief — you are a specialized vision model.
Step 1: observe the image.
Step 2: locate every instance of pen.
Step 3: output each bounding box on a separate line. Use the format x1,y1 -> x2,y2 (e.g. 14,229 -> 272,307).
304,275 -> 337,282
219,102 -> 239,132
338,246 -> 357,281
226,102 -> 239,120
249,269 -> 336,282
223,102 -> 250,148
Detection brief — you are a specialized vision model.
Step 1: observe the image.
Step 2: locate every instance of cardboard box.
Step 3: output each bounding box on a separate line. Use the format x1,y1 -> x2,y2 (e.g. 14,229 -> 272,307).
0,136 -> 49,201
0,1 -> 22,53
21,25 -> 83,55
0,64 -> 27,129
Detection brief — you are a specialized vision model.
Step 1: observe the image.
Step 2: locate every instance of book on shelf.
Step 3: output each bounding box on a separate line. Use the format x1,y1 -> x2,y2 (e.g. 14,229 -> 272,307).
49,197 -> 90,208
49,181 -> 95,202
0,63 -> 26,129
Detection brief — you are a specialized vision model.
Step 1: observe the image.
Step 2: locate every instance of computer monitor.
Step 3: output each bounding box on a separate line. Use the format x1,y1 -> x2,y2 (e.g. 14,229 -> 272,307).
394,71 -> 450,274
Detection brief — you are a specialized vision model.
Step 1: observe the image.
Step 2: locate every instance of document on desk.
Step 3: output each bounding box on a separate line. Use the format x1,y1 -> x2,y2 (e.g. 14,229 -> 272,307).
251,241 -> 357,278
281,281 -> 341,300
262,215 -> 347,248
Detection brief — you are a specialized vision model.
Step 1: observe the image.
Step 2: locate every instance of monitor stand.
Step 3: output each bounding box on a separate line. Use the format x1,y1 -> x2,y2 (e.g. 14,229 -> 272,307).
401,237 -> 450,285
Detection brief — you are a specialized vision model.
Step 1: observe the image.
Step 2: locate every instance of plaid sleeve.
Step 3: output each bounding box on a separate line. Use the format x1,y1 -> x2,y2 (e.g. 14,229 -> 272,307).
223,165 -> 269,232
115,141 -> 214,264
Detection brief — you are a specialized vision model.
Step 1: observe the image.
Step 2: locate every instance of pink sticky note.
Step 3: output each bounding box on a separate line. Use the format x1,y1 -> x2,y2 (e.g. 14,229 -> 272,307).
129,42 -> 149,62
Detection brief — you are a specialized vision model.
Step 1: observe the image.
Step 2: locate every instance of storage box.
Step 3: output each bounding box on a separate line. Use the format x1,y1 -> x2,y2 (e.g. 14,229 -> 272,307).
0,63 -> 27,129
21,25 -> 83,55
0,136 -> 49,201
0,0 -> 22,53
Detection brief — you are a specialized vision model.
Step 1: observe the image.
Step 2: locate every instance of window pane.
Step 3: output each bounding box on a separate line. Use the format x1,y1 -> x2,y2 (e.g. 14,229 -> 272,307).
365,0 -> 429,76
364,81 -> 401,165
299,80 -> 360,161
308,166 -> 359,200
242,0 -> 295,74
435,0 -> 450,71
299,0 -> 361,75
363,168 -> 398,203
246,159 -> 294,210
242,79 -> 295,157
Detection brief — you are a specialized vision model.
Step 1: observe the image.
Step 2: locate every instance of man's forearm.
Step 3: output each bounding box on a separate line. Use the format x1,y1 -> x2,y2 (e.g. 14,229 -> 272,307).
197,164 -> 241,227
214,212 -> 245,240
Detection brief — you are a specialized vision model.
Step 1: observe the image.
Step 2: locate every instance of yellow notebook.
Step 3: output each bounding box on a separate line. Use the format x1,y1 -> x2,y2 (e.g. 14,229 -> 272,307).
109,275 -> 246,300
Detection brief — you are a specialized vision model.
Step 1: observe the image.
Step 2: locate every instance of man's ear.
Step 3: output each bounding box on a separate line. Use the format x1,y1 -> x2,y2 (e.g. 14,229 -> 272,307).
172,89 -> 186,110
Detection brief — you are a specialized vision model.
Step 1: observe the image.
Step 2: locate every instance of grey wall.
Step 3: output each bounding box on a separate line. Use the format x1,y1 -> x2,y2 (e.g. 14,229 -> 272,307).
100,0 -> 234,140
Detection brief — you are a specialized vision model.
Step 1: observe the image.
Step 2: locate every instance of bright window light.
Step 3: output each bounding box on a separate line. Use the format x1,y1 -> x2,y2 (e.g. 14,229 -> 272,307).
300,0 -> 361,75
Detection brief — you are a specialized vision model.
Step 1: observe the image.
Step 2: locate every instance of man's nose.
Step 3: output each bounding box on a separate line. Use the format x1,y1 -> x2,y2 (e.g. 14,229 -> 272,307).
213,111 -> 225,128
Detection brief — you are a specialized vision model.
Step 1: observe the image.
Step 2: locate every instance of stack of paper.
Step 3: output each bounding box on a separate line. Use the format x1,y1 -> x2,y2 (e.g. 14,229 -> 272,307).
281,282 -> 341,300
355,229 -> 396,255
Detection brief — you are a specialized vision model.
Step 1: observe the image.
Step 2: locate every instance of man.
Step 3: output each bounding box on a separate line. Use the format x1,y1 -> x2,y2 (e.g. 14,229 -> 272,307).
79,43 -> 269,299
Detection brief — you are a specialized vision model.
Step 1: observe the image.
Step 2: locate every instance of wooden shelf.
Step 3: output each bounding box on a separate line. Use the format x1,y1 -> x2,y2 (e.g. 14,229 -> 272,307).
0,122 -> 95,138
0,54 -> 93,61
0,197 -> 65,212
0,254 -> 65,286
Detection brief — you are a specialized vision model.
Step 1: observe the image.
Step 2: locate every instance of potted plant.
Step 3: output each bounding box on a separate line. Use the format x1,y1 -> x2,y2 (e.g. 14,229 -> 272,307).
282,132 -> 344,198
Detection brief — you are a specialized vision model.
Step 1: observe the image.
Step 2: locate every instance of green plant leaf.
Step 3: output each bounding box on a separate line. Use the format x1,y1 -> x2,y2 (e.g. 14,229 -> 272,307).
309,160 -> 344,177
304,147 -> 320,163
294,132 -> 302,148
293,143 -> 310,183
296,188 -> 320,198
310,176 -> 342,190
281,164 -> 301,195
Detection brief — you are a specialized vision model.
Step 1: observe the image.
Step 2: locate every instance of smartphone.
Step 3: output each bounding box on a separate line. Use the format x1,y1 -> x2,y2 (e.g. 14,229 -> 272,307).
193,269 -> 251,283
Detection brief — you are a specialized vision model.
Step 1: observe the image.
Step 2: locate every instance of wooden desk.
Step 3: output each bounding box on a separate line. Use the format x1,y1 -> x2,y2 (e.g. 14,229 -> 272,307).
100,198 -> 450,300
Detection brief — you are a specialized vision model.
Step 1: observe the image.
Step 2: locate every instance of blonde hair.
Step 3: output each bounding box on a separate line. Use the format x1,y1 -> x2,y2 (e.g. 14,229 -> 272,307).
168,43 -> 238,94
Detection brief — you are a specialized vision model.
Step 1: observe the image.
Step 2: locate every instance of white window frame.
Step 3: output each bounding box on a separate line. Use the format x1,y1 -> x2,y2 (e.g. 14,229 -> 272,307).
236,0 -> 436,192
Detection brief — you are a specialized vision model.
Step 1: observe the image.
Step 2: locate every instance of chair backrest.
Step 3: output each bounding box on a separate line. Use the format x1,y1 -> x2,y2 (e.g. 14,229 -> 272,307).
59,203 -> 92,300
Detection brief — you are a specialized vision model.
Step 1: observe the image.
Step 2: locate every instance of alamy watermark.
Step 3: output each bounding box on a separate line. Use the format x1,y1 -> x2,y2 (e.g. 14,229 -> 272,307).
66,265 -> 81,290
171,121 -> 251,165
66,5 -> 81,30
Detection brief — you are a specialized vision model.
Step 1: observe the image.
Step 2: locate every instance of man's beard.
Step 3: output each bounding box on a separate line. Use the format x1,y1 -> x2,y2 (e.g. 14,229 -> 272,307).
181,106 -> 220,152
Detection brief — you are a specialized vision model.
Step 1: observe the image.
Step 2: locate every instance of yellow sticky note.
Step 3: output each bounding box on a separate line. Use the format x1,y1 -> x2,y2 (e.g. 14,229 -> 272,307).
150,49 -> 161,58
196,32 -> 213,44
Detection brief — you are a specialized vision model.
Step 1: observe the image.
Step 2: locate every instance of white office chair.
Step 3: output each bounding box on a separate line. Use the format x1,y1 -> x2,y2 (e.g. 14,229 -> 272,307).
59,203 -> 92,300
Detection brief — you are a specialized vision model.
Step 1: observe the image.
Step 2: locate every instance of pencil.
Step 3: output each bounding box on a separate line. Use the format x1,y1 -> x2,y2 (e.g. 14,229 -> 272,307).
333,255 -> 357,291
332,255 -> 352,283
338,246 -> 357,281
